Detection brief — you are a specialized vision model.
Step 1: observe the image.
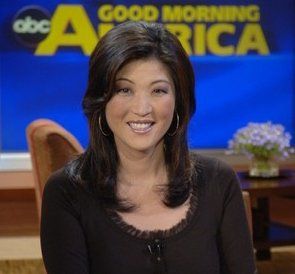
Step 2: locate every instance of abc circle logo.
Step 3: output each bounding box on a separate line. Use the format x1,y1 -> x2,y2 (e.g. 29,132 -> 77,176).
12,6 -> 51,47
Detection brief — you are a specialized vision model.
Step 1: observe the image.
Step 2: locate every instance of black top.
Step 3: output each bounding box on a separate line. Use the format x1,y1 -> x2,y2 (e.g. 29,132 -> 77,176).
41,154 -> 257,274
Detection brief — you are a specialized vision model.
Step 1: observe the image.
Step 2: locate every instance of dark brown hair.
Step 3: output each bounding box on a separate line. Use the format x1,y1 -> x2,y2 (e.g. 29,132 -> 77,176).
67,21 -> 196,211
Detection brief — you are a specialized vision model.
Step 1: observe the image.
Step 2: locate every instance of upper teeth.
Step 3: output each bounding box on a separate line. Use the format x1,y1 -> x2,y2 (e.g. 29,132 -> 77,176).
129,122 -> 152,130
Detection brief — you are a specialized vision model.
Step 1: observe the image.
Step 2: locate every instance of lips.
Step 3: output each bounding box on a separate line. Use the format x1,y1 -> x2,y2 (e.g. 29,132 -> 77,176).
127,121 -> 154,133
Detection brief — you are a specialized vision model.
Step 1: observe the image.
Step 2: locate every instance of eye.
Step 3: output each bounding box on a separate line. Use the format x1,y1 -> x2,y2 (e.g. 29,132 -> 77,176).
116,88 -> 131,96
152,88 -> 168,95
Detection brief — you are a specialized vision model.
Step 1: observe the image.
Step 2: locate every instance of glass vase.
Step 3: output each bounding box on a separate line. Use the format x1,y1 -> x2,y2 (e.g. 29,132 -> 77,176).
249,156 -> 279,178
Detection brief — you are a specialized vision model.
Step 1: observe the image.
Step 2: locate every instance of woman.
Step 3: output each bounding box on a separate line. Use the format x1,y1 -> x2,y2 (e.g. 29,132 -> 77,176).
41,21 -> 256,274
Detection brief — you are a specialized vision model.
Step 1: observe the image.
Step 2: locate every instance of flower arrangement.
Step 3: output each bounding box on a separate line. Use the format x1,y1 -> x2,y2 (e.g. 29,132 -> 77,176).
228,122 -> 294,177
228,122 -> 293,159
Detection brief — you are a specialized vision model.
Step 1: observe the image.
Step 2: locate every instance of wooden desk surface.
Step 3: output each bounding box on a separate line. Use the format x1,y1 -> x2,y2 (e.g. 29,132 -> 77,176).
238,170 -> 295,199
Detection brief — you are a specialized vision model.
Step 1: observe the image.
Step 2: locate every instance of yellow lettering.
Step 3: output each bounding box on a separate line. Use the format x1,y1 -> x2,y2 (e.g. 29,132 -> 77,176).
113,5 -> 128,22
182,5 -> 195,23
165,24 -> 192,55
98,5 -> 113,22
98,5 -> 159,22
236,24 -> 269,55
208,6 -> 226,22
198,6 -> 210,21
144,6 -> 159,21
35,5 -> 97,55
97,23 -> 114,39
248,5 -> 260,21
194,24 -> 206,55
207,24 -> 235,55
162,6 -> 182,22
129,5 -> 142,21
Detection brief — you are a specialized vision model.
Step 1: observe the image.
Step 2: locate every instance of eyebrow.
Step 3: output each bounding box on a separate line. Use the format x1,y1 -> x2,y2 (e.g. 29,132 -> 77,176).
116,77 -> 172,86
116,78 -> 134,84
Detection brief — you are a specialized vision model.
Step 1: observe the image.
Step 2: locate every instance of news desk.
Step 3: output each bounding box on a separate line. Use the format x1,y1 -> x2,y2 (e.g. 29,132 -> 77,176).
238,169 -> 295,260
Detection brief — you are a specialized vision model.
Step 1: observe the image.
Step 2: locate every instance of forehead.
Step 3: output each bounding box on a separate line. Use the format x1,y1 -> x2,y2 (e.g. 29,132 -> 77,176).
116,58 -> 173,84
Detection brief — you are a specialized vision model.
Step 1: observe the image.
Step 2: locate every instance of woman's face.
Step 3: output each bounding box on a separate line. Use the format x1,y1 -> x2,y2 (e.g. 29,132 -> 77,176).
105,58 -> 175,154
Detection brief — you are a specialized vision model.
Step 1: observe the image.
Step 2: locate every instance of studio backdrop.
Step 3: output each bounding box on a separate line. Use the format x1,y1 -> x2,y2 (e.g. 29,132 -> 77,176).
0,0 -> 294,152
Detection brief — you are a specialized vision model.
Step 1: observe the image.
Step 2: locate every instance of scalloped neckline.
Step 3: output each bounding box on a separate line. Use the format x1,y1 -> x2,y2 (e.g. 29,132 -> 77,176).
106,165 -> 201,240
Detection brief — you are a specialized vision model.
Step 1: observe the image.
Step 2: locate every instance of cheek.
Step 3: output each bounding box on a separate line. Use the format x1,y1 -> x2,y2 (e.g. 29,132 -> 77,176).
159,97 -> 175,120
105,98 -> 127,126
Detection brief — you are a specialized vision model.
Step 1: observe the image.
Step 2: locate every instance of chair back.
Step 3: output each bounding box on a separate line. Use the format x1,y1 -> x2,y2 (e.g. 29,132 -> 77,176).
26,119 -> 84,219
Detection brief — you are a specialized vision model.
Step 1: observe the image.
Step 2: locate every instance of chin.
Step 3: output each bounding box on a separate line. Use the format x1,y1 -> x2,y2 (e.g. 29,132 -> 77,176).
129,145 -> 155,153
114,134 -> 165,154
128,140 -> 164,154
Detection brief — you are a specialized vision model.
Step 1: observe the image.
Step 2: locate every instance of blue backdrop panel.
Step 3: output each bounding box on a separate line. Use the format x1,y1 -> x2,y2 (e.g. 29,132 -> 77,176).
0,0 -> 294,152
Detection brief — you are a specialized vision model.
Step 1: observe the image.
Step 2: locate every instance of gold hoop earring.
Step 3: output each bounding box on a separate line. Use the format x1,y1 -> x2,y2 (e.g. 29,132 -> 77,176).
167,113 -> 179,137
99,115 -> 110,136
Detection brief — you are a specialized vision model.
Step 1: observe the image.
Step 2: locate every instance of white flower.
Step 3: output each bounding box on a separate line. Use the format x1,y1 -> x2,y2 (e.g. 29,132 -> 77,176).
228,121 -> 293,159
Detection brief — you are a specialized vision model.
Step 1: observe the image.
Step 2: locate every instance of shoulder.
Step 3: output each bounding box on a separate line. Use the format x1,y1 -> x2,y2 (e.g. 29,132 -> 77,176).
191,152 -> 236,179
44,168 -> 73,193
42,167 -> 82,207
190,152 -> 240,194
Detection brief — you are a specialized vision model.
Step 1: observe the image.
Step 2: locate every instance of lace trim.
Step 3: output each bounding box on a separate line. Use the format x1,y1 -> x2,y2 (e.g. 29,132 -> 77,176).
106,155 -> 203,240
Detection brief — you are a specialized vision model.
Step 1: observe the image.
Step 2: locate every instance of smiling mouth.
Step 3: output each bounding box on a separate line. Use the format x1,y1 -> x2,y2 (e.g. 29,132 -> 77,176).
127,121 -> 155,133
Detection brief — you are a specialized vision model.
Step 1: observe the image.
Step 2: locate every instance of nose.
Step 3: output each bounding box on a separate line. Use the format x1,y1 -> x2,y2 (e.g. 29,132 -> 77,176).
131,93 -> 152,116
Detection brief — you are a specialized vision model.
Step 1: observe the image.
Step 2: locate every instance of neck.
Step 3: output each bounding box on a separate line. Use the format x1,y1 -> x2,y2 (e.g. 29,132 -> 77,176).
117,142 -> 167,187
